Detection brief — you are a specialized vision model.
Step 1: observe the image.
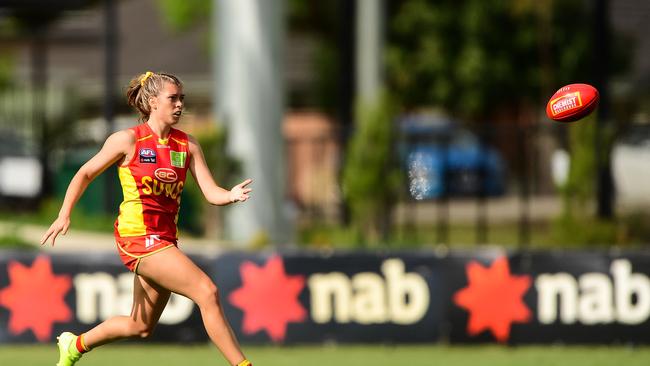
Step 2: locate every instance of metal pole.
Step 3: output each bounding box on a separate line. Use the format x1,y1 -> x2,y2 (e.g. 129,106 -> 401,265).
476,124 -> 488,245
438,133 -> 449,245
518,123 -> 530,248
337,0 -> 355,225
31,26 -> 48,199
103,0 -> 118,213
355,0 -> 383,105
215,0 -> 290,245
593,0 -> 614,219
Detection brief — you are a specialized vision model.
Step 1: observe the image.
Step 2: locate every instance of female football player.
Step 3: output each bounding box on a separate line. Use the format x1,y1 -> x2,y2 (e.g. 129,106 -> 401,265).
41,71 -> 253,366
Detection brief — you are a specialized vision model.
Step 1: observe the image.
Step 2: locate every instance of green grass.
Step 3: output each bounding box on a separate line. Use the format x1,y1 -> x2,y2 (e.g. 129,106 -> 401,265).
0,234 -> 35,249
297,221 -> 560,248
0,198 -> 115,233
1,344 -> 649,366
298,213 -> 650,249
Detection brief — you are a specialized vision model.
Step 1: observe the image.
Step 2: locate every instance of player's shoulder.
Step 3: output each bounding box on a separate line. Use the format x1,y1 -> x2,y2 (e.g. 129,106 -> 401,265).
177,130 -> 198,145
170,127 -> 191,140
107,128 -> 136,145
182,133 -> 201,154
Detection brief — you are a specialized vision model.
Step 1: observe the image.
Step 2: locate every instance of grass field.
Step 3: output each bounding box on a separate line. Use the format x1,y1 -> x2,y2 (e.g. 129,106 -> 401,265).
1,344 -> 649,366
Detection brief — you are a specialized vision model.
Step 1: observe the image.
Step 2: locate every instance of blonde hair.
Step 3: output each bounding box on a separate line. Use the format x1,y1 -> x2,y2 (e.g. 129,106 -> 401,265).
126,71 -> 183,122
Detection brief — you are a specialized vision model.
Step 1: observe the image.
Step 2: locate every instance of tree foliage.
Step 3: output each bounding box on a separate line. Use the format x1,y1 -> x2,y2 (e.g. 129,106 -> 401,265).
386,0 -> 596,119
384,0 -> 634,247
157,0 -> 211,32
0,55 -> 14,91
342,92 -> 401,246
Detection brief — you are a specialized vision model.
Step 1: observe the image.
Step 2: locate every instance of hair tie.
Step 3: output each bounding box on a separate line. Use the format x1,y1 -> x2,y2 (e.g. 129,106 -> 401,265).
140,71 -> 153,86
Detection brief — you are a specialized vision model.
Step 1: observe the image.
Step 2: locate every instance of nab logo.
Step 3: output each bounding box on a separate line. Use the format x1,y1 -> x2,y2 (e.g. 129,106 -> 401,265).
308,259 -> 430,325
154,168 -> 178,183
536,259 -> 650,325
139,148 -> 156,164
74,271 -> 193,325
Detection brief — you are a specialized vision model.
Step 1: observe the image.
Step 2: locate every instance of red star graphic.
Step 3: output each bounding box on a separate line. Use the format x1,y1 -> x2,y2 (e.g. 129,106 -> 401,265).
0,256 -> 72,341
228,255 -> 307,342
453,256 -> 532,342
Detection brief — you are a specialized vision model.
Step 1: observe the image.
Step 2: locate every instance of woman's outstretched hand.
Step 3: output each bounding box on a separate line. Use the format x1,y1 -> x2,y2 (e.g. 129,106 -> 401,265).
229,178 -> 253,203
40,216 -> 71,247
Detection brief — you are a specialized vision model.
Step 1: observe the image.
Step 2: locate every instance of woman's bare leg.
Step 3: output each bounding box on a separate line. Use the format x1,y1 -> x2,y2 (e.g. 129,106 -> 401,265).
136,246 -> 246,365
82,274 -> 171,348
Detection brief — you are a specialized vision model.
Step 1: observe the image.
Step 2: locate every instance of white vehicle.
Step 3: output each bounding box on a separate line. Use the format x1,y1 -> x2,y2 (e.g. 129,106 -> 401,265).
0,134 -> 42,199
611,124 -> 650,208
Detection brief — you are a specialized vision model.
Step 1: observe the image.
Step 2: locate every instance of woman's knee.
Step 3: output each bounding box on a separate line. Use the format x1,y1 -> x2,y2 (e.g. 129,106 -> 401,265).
194,279 -> 220,307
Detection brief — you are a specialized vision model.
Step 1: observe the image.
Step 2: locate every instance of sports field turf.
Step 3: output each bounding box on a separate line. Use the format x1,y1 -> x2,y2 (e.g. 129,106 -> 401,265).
1,344 -> 649,366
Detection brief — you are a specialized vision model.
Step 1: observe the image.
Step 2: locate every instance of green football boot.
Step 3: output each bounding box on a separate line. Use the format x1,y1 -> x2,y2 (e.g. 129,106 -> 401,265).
56,332 -> 82,366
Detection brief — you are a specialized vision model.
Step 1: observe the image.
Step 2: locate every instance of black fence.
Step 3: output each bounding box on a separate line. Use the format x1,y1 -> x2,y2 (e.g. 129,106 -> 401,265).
288,113 -> 589,246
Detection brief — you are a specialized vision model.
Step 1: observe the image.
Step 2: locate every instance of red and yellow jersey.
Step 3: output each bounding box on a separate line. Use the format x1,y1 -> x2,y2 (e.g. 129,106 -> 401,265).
114,123 -> 190,241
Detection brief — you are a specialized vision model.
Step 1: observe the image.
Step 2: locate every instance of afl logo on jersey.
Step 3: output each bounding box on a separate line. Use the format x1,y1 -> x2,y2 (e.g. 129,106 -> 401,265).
154,168 -> 178,183
139,148 -> 157,163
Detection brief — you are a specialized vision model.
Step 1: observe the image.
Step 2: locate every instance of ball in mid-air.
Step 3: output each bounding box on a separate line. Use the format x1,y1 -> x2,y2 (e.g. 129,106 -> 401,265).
546,83 -> 599,122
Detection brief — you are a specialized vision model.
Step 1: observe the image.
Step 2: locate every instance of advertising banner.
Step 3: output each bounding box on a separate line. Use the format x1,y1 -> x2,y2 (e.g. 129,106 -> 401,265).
0,251 -> 209,344
213,251 -> 442,343
1,249 -> 650,344
443,251 -> 650,344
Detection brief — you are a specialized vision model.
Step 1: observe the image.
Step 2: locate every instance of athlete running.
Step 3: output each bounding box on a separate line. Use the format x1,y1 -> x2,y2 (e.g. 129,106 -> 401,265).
41,71 -> 253,366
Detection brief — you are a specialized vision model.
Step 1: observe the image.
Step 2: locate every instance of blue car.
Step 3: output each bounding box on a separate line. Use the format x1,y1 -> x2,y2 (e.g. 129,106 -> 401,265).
399,115 -> 506,200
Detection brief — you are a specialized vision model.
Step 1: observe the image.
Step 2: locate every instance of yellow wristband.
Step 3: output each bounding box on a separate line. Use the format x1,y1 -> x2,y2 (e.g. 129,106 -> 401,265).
236,360 -> 252,366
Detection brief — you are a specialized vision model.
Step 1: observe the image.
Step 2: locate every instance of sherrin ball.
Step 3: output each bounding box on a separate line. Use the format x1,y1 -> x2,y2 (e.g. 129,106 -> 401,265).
546,83 -> 599,122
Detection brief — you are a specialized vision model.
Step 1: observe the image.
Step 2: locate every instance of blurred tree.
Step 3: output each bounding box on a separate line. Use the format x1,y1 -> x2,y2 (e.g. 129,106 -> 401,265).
342,92 -> 400,246
285,0 -> 343,112
386,0 -> 599,119
0,55 -> 13,90
386,0 -> 634,247
157,0 -> 211,31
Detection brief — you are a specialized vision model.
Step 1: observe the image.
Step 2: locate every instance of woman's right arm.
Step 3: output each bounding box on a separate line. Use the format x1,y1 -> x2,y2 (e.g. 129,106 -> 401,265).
40,130 -> 134,246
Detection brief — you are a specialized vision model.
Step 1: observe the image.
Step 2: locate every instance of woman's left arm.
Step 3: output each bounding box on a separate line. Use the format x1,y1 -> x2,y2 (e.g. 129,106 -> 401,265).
188,134 -> 252,205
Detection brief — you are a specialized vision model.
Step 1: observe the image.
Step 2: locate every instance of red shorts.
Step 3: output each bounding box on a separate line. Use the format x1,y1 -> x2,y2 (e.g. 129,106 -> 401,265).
115,235 -> 177,273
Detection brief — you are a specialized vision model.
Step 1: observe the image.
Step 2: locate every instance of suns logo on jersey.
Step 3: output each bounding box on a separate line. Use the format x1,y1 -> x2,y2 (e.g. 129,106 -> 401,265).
154,168 -> 178,183
141,176 -> 184,199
